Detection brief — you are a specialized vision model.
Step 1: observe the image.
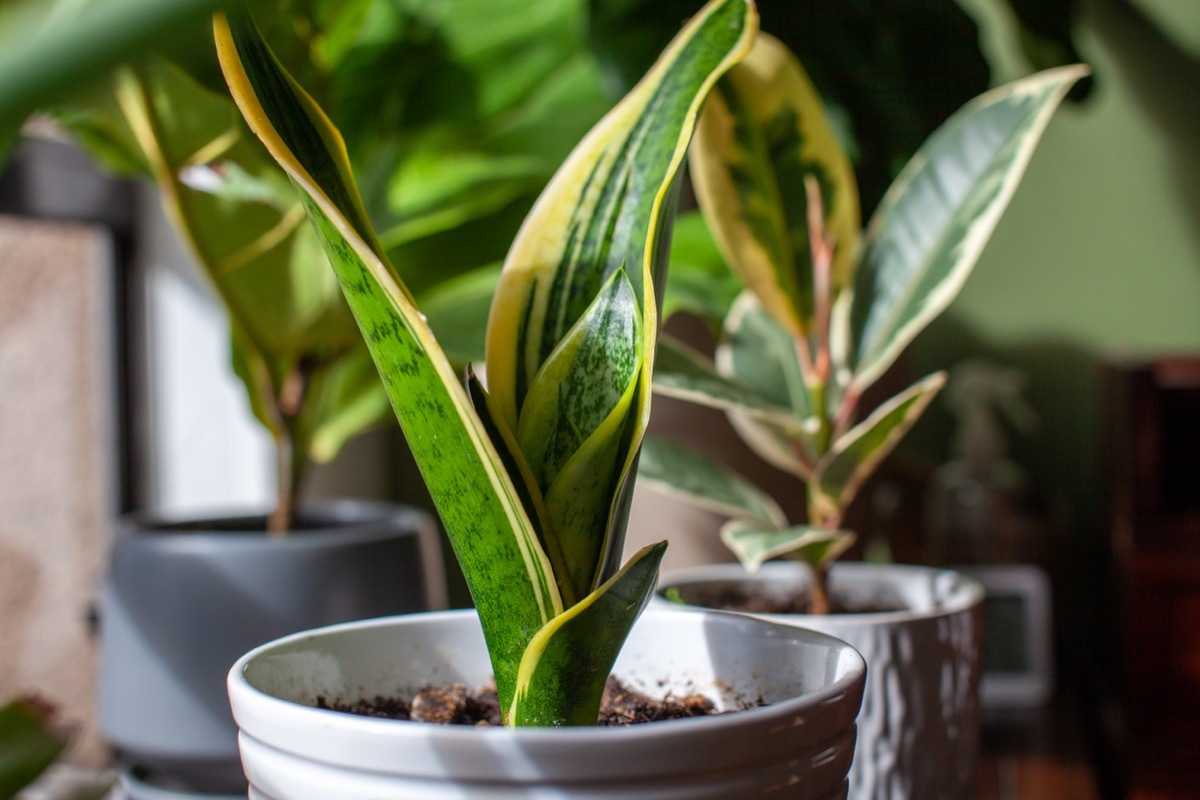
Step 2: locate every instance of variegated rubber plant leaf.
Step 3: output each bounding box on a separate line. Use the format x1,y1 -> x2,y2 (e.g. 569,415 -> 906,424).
843,65 -> 1089,395
688,31 -> 860,341
638,436 -> 786,529
215,0 -> 757,727
720,520 -> 855,574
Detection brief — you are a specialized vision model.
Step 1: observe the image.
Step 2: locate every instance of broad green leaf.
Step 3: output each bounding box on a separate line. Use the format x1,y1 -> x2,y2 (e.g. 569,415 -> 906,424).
846,66 -> 1088,393
720,520 -> 856,573
810,372 -> 947,526
0,0 -> 243,138
307,348 -> 393,463
215,11 -> 559,711
689,32 -> 860,339
639,437 -> 787,528
510,541 -> 666,726
0,697 -> 67,799
652,335 -> 799,431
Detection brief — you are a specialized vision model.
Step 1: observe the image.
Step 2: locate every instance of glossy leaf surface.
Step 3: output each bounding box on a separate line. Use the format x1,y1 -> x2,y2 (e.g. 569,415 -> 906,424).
847,66 -> 1088,393
720,520 -> 856,573
690,32 -> 860,339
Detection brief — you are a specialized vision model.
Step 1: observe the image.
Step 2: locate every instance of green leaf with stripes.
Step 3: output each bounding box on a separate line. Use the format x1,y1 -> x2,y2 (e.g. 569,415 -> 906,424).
215,11 -> 558,713
689,32 -> 860,339
510,541 -> 667,727
846,66 -> 1088,394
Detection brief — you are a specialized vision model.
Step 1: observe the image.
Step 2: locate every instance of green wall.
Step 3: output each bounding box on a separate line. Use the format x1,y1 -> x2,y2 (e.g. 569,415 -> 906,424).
911,0 -> 1200,536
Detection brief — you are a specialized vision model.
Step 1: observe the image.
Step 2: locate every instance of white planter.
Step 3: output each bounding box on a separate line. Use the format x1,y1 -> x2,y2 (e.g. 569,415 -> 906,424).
227,608 -> 867,799
658,563 -> 984,800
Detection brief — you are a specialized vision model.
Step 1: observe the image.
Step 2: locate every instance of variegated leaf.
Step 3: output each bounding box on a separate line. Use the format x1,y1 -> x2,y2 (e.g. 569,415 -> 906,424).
214,11 -> 558,712
689,31 -> 860,339
720,520 -> 856,573
846,66 -> 1088,393
510,541 -> 666,726
638,436 -> 787,529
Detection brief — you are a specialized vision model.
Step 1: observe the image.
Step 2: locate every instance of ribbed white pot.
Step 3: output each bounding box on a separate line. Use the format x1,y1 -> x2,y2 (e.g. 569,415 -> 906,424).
227,608 -> 867,799
658,563 -> 984,800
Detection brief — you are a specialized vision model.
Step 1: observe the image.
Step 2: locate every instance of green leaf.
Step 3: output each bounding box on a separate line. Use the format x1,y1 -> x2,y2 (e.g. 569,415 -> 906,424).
517,269 -> 643,599
307,348 -> 393,463
661,209 -> 741,323
215,10 -> 559,713
510,541 -> 666,726
720,520 -> 855,573
0,0 -> 244,137
689,32 -> 860,339
638,436 -> 786,528
486,0 -> 758,434
810,372 -> 947,526
715,292 -> 814,478
0,697 -> 67,799
846,66 -> 1088,393
652,335 -> 799,431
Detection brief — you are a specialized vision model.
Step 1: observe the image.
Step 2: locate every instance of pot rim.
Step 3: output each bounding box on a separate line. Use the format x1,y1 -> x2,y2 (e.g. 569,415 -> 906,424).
659,561 -> 985,625
228,607 -> 866,745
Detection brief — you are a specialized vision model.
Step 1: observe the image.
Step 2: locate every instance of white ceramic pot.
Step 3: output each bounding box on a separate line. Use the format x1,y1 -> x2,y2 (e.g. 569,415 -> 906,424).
658,562 -> 984,800
227,607 -> 867,799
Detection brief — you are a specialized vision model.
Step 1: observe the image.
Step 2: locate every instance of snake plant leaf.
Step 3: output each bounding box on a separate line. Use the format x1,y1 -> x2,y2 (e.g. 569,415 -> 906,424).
639,437 -> 787,529
810,372 -> 947,526
214,11 -> 559,709
846,65 -> 1088,394
652,335 -> 800,431
486,0 -> 759,434
689,31 -> 860,339
510,541 -> 667,726
720,520 -> 856,574
517,269 -> 641,491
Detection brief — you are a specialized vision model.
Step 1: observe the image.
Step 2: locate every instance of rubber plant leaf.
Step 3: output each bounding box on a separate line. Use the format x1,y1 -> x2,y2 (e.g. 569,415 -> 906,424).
487,0 -> 758,595
715,291 -> 816,479
809,372 -> 947,526
661,209 -> 742,323
720,520 -> 855,574
652,334 -> 800,432
639,436 -> 786,528
689,31 -> 860,340
846,65 -> 1088,394
510,541 -> 667,726
214,11 -> 559,709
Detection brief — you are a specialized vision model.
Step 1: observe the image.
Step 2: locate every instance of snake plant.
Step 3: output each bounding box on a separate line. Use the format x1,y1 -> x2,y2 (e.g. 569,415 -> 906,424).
214,0 -> 756,726
641,32 -> 1085,613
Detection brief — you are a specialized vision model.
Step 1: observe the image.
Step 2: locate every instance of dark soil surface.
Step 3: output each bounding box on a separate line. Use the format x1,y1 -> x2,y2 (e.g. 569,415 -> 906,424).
318,676 -> 725,727
667,582 -> 904,615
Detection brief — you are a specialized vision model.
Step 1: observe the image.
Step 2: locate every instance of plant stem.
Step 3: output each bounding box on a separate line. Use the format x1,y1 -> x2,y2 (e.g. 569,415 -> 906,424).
267,359 -> 316,536
809,562 -> 831,616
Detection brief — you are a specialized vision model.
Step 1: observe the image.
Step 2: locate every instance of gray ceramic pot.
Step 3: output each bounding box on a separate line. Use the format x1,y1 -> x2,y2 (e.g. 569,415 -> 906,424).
97,500 -> 441,797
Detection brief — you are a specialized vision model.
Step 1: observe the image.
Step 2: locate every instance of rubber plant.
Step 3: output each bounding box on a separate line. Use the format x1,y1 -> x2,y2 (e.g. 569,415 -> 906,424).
641,32 -> 1085,613
213,0 -> 756,725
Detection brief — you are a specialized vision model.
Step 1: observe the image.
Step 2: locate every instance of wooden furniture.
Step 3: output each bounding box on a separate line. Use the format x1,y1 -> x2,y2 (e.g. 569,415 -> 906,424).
1107,357 -> 1200,798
